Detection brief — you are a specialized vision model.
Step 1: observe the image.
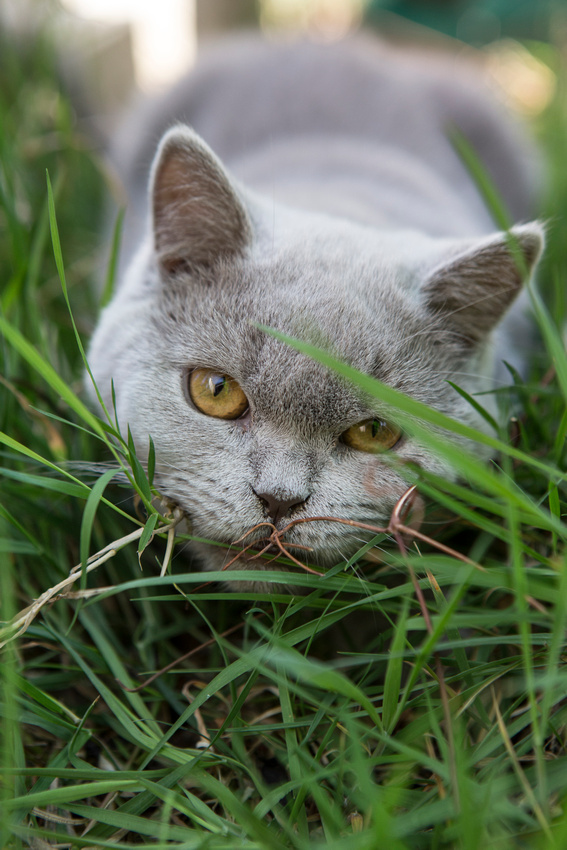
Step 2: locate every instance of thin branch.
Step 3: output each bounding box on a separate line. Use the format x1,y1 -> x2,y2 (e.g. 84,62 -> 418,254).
0,512 -> 185,648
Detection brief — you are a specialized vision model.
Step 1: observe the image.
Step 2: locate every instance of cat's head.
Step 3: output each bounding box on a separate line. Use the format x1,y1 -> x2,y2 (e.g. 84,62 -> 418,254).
88,126 -> 543,590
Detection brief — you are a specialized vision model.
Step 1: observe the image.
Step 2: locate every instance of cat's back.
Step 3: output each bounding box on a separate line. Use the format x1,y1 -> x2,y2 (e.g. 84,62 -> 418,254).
113,33 -> 537,223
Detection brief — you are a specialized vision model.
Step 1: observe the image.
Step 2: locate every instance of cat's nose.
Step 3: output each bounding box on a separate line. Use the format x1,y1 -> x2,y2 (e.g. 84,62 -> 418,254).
254,490 -> 308,525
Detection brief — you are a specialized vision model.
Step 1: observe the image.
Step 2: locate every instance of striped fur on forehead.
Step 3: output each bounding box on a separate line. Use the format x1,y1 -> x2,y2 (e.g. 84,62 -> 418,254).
152,243 -> 473,416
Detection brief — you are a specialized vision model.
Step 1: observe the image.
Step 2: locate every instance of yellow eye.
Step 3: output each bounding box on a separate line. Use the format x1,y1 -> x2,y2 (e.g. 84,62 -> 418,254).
342,418 -> 401,453
188,368 -> 248,419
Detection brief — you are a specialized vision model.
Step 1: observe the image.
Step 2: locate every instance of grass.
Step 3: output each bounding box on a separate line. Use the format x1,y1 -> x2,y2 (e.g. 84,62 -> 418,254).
1,23 -> 566,850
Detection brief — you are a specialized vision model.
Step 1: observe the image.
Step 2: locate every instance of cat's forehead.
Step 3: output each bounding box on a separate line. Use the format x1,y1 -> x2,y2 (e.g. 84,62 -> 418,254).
155,247 -> 435,433
159,244 -> 416,369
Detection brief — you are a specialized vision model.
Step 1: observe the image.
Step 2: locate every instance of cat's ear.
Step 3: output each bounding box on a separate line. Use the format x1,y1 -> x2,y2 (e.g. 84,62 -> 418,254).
422,223 -> 544,344
151,125 -> 252,274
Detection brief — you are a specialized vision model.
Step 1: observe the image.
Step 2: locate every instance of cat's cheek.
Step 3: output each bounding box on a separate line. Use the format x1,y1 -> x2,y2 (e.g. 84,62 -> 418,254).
358,445 -> 453,518
361,458 -> 407,504
396,439 -> 461,482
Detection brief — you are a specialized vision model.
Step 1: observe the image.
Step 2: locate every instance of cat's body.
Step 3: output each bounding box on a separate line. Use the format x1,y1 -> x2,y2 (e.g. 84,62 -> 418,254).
88,35 -> 543,589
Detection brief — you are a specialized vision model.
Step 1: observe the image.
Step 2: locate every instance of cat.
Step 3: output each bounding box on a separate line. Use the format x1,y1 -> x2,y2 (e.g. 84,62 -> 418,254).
87,34 -> 543,590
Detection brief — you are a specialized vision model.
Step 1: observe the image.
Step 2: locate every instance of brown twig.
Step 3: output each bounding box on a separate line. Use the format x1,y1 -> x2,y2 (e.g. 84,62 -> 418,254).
227,522 -> 323,575
0,510 -> 186,649
220,485 -> 484,580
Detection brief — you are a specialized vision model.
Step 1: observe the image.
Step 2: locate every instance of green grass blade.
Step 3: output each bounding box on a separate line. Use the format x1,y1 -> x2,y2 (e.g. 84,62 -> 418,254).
0,315 -> 105,438
79,466 -> 120,576
382,597 -> 410,732
101,207 -> 124,307
257,325 -> 564,485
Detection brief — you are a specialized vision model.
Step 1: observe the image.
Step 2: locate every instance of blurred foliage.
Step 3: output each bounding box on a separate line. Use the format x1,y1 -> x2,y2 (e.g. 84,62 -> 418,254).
365,0 -> 557,44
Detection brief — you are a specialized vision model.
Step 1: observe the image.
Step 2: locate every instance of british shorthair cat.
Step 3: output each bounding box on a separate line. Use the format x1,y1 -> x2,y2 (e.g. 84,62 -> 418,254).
87,35 -> 543,589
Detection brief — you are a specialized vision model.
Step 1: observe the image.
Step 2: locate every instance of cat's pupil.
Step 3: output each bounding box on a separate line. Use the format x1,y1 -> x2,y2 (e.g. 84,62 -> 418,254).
209,375 -> 226,397
371,420 -> 381,438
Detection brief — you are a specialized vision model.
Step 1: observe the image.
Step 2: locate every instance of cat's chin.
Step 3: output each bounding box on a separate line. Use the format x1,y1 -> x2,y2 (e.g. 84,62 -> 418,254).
190,540 -> 328,595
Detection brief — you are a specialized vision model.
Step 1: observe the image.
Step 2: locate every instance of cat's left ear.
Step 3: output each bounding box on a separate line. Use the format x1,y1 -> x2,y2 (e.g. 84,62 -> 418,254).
422,223 -> 544,344
151,125 -> 252,274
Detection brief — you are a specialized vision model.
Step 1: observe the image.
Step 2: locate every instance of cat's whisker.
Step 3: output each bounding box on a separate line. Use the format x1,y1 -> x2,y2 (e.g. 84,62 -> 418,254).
395,321 -> 462,347
364,541 -> 394,558
425,368 -> 495,381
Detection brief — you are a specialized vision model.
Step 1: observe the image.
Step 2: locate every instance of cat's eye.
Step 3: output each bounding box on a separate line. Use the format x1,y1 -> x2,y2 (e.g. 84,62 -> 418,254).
188,368 -> 248,419
342,418 -> 401,453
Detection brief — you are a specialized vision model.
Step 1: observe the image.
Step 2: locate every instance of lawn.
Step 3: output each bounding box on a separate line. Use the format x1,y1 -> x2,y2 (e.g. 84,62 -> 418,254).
1,19 -> 566,850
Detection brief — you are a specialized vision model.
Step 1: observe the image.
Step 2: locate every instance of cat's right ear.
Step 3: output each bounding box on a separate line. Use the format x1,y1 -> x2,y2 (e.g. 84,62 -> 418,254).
150,125 -> 252,274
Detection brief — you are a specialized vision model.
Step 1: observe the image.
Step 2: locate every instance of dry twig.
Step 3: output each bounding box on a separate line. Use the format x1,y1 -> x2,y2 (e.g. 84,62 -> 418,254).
0,511 -> 185,648
223,485 -> 484,577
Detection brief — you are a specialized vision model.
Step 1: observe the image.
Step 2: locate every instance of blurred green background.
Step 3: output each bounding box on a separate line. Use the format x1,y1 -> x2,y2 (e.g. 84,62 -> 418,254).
366,0 -> 557,43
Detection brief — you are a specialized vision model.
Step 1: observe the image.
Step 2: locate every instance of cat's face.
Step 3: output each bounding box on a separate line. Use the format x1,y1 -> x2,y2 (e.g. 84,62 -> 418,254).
88,127 -> 543,590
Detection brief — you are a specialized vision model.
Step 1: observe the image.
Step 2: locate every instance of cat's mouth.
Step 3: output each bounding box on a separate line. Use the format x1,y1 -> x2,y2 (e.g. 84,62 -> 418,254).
220,485 -> 424,578
185,486 -> 423,588
225,519 -> 325,577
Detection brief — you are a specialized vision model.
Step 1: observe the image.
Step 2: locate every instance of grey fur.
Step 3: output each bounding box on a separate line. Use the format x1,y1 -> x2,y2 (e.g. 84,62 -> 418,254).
88,34 -> 543,589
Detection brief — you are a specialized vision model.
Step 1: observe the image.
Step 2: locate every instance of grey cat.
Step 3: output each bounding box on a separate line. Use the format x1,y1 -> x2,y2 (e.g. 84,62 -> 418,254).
88,35 -> 543,589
